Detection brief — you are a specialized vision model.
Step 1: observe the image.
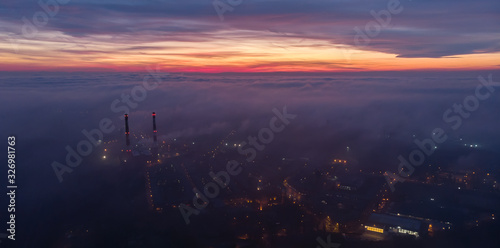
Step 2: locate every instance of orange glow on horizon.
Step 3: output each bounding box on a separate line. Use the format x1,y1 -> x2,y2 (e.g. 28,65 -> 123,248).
1,30 -> 499,72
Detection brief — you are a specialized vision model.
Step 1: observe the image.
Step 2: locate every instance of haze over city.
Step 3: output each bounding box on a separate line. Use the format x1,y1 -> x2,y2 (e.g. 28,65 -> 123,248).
0,0 -> 499,248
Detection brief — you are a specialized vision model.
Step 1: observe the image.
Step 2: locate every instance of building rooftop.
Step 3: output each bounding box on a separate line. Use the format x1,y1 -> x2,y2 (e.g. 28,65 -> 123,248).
368,213 -> 421,231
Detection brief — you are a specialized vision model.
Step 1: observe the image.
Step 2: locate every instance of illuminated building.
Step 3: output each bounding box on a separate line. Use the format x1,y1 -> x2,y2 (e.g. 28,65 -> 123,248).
336,175 -> 364,191
428,224 -> 434,237
364,213 -> 421,238
283,179 -> 305,202
365,225 -> 384,234
323,216 -> 340,233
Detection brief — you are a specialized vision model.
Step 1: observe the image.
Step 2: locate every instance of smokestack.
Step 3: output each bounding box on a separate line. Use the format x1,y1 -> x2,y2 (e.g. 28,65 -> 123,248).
152,112 -> 157,142
152,112 -> 157,133
125,114 -> 130,147
125,114 -> 130,135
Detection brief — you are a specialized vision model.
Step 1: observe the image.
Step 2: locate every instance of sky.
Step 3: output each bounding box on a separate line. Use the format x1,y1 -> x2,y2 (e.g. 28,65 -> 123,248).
0,0 -> 499,72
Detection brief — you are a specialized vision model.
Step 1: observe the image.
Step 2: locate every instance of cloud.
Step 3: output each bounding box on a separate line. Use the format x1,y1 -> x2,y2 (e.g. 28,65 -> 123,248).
0,0 -> 499,70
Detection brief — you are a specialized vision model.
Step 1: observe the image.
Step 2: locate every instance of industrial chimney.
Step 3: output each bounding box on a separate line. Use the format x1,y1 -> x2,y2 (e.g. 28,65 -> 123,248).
152,112 -> 157,142
125,114 -> 130,147
125,114 -> 130,135
152,112 -> 157,133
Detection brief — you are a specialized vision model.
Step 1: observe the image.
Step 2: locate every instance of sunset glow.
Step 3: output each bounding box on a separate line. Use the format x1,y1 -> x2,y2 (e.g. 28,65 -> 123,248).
1,0 -> 499,72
